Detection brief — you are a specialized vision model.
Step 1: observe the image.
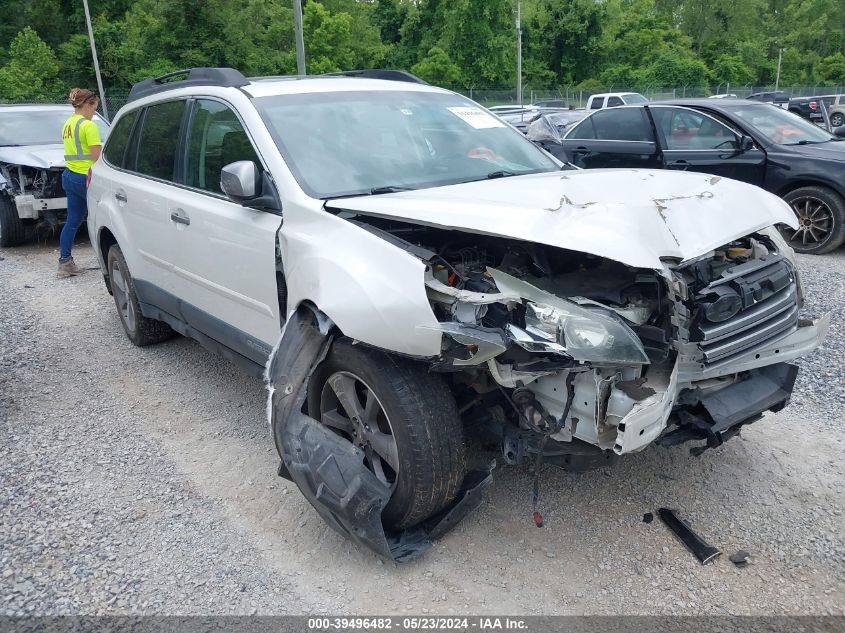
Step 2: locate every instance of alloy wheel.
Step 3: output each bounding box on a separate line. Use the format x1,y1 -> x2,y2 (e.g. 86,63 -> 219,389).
787,195 -> 834,248
319,371 -> 399,490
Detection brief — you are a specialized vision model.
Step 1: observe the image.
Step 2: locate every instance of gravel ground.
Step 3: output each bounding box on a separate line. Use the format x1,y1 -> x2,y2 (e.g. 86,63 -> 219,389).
1,235 -> 843,616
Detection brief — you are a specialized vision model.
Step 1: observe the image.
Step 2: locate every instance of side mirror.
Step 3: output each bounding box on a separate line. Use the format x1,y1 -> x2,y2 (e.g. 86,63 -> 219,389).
221,161 -> 282,213
221,160 -> 259,201
739,135 -> 755,151
834,126 -> 845,139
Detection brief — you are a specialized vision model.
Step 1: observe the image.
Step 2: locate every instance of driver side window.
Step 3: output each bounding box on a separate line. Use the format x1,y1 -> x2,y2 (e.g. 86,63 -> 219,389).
653,107 -> 739,150
185,99 -> 260,195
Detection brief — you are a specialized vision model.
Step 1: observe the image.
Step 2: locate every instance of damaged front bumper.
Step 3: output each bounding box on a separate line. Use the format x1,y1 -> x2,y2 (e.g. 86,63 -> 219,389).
527,314 -> 828,457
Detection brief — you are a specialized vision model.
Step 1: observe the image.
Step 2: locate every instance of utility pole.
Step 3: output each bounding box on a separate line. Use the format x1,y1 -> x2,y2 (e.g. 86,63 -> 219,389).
293,0 -> 306,76
516,0 -> 522,106
82,0 -> 108,120
775,47 -> 784,91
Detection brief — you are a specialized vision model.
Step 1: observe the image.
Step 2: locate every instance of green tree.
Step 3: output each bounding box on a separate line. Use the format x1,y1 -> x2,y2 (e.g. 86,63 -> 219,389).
710,54 -> 754,85
816,53 -> 845,85
0,27 -> 60,100
411,46 -> 461,85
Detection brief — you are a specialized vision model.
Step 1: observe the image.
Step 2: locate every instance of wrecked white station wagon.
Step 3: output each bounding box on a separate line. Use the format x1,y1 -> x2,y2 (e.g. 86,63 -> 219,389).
88,69 -> 828,560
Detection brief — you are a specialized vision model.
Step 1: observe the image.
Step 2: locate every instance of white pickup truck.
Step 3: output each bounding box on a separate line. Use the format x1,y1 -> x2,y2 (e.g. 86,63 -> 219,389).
586,92 -> 648,110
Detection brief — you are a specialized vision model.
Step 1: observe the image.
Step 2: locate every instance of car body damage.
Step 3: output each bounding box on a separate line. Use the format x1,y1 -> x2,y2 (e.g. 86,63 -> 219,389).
0,145 -> 68,223
309,169 -> 827,459
267,167 -> 827,558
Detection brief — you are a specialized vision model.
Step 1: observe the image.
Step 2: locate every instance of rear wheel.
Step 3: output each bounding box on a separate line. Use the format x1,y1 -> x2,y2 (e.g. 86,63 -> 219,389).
781,186 -> 845,254
0,194 -> 27,247
107,245 -> 175,346
831,112 -> 845,128
307,340 -> 466,530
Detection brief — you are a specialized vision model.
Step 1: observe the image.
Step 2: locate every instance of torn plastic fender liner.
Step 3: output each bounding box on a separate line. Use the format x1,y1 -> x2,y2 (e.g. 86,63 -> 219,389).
266,308 -> 495,561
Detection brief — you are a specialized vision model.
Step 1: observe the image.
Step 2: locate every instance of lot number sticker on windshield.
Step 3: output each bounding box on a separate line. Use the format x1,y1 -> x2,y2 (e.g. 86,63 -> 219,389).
447,106 -> 505,129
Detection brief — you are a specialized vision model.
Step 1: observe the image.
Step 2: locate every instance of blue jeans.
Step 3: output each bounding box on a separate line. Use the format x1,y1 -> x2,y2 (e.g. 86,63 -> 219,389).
60,169 -> 88,260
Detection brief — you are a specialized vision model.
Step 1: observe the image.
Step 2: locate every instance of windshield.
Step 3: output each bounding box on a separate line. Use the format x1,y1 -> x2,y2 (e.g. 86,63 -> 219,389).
0,109 -> 109,146
254,90 -> 558,198
625,94 -> 648,104
728,104 -> 836,145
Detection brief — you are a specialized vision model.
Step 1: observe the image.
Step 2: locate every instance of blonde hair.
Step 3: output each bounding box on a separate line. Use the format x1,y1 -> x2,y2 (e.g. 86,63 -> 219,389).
68,88 -> 98,109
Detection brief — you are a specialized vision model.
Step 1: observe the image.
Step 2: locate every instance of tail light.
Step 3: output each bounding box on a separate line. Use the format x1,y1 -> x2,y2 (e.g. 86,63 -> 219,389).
86,168 -> 92,188
810,101 -> 818,110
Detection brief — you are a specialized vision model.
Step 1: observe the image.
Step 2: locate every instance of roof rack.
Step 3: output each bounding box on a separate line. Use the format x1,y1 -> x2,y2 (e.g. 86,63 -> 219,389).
320,69 -> 428,85
127,67 -> 249,103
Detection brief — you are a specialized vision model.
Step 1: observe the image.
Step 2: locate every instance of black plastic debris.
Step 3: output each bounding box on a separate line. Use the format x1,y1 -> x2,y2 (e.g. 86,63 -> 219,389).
729,550 -> 751,567
278,410 -> 494,562
643,512 -> 654,524
658,508 -> 720,564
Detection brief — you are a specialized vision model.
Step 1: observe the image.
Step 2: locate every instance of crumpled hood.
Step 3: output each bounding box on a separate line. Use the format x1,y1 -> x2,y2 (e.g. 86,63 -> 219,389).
328,169 -> 798,269
0,144 -> 65,169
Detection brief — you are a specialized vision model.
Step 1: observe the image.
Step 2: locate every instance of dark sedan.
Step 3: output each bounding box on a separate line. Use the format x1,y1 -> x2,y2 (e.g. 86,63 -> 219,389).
531,99 -> 845,254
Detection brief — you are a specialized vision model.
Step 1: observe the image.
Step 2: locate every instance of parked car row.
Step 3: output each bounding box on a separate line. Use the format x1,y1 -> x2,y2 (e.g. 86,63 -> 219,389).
524,99 -> 845,254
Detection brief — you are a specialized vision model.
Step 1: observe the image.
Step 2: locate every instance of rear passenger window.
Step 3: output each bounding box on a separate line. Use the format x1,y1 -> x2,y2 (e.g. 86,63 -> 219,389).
103,110 -> 138,168
589,97 -> 604,110
185,99 -> 260,195
591,108 -> 653,141
567,117 -> 596,139
135,100 -> 186,181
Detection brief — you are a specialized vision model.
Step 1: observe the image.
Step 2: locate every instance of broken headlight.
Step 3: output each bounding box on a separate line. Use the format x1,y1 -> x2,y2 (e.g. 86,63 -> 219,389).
523,301 -> 650,365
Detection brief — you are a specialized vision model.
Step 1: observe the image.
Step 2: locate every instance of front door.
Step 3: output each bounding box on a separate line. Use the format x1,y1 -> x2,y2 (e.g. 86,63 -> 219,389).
650,106 -> 766,186
164,98 -> 282,362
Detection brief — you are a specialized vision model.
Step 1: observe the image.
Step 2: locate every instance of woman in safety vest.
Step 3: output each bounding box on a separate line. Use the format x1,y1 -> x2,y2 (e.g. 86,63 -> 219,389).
59,88 -> 102,277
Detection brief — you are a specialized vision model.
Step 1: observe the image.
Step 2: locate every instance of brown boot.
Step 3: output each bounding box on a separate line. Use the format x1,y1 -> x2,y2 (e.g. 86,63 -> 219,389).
57,257 -> 84,277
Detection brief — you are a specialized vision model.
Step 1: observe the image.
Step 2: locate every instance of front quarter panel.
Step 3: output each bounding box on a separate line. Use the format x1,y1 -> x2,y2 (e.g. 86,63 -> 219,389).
280,201 -> 442,358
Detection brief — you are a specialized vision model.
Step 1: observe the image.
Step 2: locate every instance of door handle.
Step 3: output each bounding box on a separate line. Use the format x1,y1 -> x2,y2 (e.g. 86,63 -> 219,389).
114,192 -> 127,203
667,160 -> 689,169
170,210 -> 190,226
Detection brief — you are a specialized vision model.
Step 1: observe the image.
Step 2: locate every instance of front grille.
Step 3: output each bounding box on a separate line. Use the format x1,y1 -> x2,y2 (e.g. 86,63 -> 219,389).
691,256 -> 799,365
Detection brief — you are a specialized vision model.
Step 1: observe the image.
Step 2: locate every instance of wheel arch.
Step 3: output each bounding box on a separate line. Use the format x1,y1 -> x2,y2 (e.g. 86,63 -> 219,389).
776,178 -> 845,201
97,226 -> 119,295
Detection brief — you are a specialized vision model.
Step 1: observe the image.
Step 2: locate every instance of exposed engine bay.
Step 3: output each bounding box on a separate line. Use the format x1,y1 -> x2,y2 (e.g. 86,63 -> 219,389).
344,213 -> 819,467
0,162 -> 67,225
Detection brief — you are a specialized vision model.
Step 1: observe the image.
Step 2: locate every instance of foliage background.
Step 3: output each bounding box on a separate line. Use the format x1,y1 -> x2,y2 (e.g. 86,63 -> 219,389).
1,0 -> 844,102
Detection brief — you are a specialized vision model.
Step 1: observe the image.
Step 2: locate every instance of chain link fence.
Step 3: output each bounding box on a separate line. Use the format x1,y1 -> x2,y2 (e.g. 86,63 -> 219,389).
449,84 -> 845,108
4,84 -> 844,117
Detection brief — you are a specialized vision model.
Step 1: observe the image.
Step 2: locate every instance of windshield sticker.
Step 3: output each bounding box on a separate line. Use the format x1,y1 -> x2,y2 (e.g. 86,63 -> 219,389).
447,106 -> 506,129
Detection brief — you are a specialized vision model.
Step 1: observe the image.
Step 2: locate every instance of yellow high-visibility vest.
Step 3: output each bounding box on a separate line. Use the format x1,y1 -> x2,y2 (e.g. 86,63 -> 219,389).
62,114 -> 102,174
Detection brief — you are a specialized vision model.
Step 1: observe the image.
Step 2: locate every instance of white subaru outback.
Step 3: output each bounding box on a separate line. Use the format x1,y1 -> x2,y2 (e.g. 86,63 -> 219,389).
88,68 -> 828,560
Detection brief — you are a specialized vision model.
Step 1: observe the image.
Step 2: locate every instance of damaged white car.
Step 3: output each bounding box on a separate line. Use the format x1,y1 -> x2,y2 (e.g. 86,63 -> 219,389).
88,68 -> 828,561
0,104 -> 109,246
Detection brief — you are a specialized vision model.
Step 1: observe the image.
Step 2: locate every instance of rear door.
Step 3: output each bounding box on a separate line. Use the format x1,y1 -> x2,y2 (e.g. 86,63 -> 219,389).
113,99 -> 189,304
650,106 -> 766,186
163,97 -> 282,360
559,107 -> 659,169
